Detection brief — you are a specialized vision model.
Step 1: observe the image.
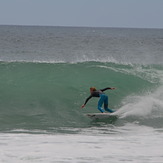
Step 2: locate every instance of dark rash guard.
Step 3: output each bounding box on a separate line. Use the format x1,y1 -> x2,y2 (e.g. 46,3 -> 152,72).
84,87 -> 112,105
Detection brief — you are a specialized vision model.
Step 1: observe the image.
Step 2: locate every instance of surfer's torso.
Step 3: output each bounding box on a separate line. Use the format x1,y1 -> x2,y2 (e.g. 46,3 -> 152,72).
84,87 -> 111,105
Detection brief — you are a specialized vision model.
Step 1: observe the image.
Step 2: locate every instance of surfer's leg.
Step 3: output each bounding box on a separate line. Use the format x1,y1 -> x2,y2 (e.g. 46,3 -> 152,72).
98,95 -> 105,113
104,95 -> 114,113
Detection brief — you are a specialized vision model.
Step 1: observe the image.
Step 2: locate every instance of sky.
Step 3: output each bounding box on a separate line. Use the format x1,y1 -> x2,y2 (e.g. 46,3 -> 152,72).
0,0 -> 163,28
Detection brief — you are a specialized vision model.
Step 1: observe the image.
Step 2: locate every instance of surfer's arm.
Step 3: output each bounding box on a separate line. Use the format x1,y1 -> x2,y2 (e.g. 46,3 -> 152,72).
100,87 -> 116,92
81,95 -> 92,108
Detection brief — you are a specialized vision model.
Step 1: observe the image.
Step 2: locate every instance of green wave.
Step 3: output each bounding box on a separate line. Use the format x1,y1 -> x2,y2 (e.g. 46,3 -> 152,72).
0,61 -> 162,132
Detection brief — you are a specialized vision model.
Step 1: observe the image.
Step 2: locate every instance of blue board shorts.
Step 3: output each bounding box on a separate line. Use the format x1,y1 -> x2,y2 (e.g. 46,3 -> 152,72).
98,94 -> 114,113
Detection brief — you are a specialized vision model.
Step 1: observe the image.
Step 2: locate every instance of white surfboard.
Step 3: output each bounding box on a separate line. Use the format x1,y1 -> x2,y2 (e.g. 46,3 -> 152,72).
85,113 -> 117,120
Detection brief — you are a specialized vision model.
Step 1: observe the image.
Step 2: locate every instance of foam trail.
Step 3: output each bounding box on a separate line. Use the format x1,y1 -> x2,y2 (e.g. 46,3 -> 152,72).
114,86 -> 163,118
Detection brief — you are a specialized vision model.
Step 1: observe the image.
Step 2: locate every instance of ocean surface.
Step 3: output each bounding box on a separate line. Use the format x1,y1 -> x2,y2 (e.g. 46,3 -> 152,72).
0,25 -> 163,162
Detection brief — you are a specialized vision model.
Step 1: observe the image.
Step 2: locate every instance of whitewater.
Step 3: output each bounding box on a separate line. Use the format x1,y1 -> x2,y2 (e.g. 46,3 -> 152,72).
0,25 -> 163,162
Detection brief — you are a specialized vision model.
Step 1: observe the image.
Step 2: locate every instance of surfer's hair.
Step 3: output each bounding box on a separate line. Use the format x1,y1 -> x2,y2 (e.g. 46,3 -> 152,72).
90,87 -> 96,91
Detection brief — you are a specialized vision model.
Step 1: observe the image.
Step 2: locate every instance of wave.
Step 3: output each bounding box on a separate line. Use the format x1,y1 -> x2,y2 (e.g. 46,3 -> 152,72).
0,61 -> 162,132
113,85 -> 163,126
0,55 -> 121,64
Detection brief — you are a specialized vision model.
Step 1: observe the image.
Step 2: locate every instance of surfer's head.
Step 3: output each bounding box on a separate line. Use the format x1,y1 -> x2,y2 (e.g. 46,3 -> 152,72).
90,87 -> 96,93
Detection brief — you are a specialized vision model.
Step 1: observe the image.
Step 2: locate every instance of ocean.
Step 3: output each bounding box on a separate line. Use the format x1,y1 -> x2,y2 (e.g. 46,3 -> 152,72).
0,25 -> 163,162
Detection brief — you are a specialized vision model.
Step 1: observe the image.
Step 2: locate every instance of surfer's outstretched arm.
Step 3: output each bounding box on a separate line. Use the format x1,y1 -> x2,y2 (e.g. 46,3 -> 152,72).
81,95 -> 92,108
100,87 -> 116,92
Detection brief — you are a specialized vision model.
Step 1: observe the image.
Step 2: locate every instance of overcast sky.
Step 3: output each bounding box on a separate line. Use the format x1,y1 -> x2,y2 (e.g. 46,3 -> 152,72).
0,0 -> 162,28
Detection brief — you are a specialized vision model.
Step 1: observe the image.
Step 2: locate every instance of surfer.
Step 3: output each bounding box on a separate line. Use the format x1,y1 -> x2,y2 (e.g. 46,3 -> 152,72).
81,87 -> 116,113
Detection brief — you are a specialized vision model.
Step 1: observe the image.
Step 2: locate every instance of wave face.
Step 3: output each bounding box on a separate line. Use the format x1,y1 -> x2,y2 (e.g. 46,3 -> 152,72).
0,61 -> 162,132
0,25 -> 163,132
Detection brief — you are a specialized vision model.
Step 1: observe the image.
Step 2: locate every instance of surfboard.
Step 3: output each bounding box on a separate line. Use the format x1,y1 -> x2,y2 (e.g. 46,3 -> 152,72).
85,113 -> 117,120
